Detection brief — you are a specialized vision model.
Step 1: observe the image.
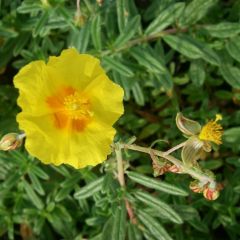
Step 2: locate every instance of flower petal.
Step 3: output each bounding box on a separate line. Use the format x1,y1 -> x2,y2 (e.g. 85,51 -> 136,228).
176,113 -> 201,136
181,136 -> 204,166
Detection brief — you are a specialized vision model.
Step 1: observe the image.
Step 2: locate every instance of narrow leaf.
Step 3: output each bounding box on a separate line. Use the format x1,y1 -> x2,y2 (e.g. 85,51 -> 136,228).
112,203 -> 127,240
33,10 -> 49,37
102,56 -> 134,77
179,0 -> 217,27
91,15 -> 102,51
220,64 -> 240,89
114,15 -> 140,48
204,22 -> 240,38
226,37 -> 240,63
138,211 -> 173,240
132,82 -> 145,106
127,171 -> 188,196
145,3 -> 185,35
74,177 -> 104,200
23,180 -> 44,209
130,47 -> 167,73
189,60 -> 206,86
135,191 -> 183,224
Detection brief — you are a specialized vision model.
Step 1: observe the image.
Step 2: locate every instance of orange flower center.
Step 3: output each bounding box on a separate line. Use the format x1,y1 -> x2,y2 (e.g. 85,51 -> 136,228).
46,87 -> 93,132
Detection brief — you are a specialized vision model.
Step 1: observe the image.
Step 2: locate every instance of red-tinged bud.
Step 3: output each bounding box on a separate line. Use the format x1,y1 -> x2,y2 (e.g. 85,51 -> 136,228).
189,180 -> 204,193
152,162 -> 171,176
0,133 -> 22,151
203,187 -> 220,201
168,165 -> 182,173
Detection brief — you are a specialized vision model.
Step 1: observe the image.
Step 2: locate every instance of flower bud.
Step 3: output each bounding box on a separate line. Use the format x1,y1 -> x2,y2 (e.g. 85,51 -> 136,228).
152,161 -> 171,176
203,187 -> 220,201
189,180 -> 204,193
168,165 -> 182,173
0,133 -> 22,151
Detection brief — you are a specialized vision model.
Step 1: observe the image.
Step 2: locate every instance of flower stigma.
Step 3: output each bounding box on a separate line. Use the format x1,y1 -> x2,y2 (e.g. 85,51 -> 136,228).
198,114 -> 223,145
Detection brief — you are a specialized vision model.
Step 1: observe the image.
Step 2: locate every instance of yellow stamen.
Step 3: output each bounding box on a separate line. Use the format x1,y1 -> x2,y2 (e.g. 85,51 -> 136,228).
198,115 -> 223,145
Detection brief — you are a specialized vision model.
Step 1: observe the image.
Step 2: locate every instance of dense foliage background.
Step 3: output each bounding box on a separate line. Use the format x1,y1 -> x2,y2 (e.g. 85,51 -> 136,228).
1,0 -> 240,239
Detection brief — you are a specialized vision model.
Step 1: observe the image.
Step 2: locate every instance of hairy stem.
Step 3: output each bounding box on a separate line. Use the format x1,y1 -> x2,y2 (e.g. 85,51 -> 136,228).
121,143 -> 215,185
163,141 -> 186,156
115,145 -> 136,224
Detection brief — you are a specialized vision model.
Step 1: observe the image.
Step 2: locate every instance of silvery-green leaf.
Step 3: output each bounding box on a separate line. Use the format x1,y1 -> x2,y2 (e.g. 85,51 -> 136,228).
181,137 -> 204,166
176,113 -> 202,136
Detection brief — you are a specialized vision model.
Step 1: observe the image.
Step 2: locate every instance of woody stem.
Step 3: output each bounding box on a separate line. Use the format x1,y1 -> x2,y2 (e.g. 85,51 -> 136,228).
115,144 -> 136,224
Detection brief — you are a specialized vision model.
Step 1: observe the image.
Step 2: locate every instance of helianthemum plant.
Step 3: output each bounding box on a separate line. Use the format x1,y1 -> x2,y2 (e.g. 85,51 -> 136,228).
0,49 -> 224,201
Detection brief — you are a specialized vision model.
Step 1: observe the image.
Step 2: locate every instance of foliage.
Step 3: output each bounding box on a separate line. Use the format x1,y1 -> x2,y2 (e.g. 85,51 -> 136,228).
1,0 -> 240,239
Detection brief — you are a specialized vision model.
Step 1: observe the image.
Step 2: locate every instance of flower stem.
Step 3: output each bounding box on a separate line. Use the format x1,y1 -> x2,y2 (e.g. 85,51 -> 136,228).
115,144 -> 136,224
163,141 -> 186,156
121,143 -> 215,185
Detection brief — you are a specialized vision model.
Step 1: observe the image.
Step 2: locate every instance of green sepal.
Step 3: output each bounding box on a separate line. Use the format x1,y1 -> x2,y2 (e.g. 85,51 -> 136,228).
176,113 -> 202,136
181,136 -> 203,166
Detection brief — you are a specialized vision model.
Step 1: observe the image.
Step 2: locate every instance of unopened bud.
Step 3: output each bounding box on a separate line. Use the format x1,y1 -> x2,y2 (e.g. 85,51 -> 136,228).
189,180 -> 204,193
0,133 -> 23,151
153,161 -> 171,176
203,187 -> 219,201
168,165 -> 182,173
74,14 -> 86,27
96,0 -> 103,6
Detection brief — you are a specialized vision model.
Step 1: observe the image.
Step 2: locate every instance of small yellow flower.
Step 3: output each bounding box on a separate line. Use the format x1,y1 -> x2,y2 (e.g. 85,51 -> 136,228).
199,115 -> 223,145
14,48 -> 124,168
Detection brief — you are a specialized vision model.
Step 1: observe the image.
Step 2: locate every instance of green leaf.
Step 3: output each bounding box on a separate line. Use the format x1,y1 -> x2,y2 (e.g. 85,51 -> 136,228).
101,217 -> 113,240
178,0 -> 217,27
33,10 -> 49,37
145,3 -> 185,35
224,127 -> 240,143
112,203 -> 127,240
139,123 -> 160,140
134,191 -> 183,224
138,211 -> 173,240
68,24 -> 90,53
17,2 -> 42,13
163,34 -> 220,65
74,177 -> 104,200
91,15 -> 102,51
0,26 -> 18,38
127,223 -> 142,240
204,22 -> 240,38
13,33 -> 31,56
226,37 -> 240,63
28,172 -> 45,196
200,159 -> 223,170
114,15 -> 140,48
132,82 -> 145,106
60,172 -> 81,188
220,64 -> 240,89
127,171 -> 188,196
23,180 -> 44,209
130,47 -> 167,74
116,0 -> 128,33
31,164 -> 49,180
189,60 -> 206,86
102,56 -> 134,77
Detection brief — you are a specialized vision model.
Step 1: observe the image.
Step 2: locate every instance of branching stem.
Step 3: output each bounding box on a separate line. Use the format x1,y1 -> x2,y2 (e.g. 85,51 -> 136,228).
121,143 -> 215,185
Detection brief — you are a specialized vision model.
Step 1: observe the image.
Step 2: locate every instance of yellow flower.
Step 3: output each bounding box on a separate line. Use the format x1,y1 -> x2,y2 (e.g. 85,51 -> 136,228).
176,113 -> 223,166
14,48 -> 124,169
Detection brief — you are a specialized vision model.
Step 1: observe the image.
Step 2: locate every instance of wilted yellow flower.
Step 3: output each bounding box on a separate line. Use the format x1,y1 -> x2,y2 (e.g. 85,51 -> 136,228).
176,113 -> 223,166
14,48 -> 124,168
